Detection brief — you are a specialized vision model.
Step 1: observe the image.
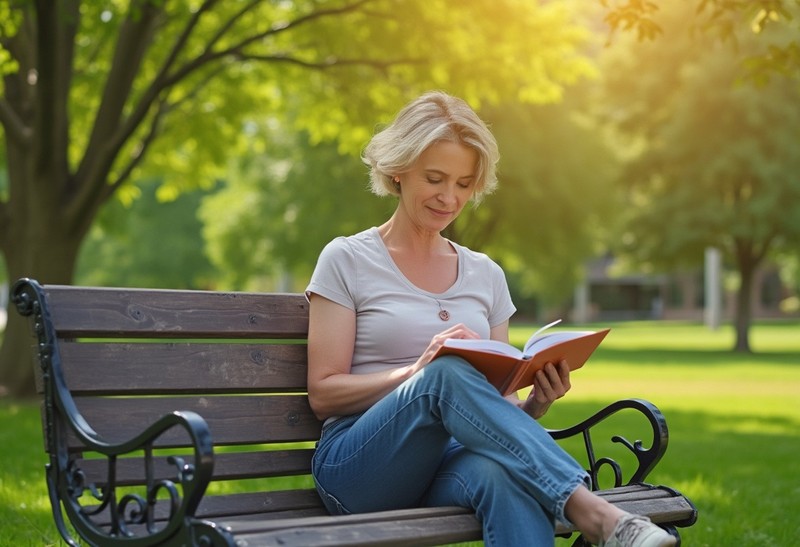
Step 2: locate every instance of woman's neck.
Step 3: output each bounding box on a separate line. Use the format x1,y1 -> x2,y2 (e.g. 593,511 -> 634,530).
377,213 -> 452,257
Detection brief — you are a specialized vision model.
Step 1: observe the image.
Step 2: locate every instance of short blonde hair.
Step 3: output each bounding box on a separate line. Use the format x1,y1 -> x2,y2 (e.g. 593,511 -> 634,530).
363,91 -> 499,203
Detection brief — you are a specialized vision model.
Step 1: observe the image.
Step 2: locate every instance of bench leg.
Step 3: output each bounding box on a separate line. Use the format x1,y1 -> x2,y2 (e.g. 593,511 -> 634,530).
663,525 -> 682,546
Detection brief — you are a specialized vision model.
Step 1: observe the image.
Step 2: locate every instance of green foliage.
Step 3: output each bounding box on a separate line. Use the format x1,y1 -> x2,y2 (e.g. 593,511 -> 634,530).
601,2 -> 800,271
467,95 -> 622,306
75,179 -> 219,289
603,0 -> 800,80
200,121 -> 390,290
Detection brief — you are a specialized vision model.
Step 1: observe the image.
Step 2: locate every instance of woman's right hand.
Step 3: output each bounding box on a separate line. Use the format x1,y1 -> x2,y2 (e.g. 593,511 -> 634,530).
414,323 -> 481,373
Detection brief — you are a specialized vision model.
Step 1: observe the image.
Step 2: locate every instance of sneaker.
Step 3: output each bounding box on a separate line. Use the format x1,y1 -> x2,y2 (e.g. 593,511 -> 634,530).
599,513 -> 677,547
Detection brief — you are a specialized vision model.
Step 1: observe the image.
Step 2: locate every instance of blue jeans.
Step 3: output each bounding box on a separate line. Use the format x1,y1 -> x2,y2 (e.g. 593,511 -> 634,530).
312,356 -> 590,546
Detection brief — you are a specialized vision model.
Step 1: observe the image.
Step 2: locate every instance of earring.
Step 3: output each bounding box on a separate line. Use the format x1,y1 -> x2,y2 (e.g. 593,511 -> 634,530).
392,177 -> 401,192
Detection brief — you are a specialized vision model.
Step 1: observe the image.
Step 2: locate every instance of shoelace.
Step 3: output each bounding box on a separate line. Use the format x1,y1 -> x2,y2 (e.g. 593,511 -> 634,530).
615,517 -> 653,544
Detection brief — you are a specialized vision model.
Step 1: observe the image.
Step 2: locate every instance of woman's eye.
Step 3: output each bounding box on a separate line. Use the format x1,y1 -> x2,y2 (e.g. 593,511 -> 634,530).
427,178 -> 442,184
458,182 -> 471,189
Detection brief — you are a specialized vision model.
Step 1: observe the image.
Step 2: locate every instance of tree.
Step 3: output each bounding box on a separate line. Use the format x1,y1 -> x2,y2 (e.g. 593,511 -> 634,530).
599,2 -> 800,351
0,0 -> 596,396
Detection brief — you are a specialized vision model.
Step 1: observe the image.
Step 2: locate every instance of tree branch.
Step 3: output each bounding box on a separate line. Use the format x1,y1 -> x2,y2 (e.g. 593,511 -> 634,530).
0,5 -> 35,146
106,64 -> 226,199
72,0 -> 164,218
105,0 -> 388,170
88,0 -> 219,188
103,99 -> 167,202
33,0 -> 78,202
234,53 -> 424,73
76,0 -> 397,219
160,0 -> 383,89
0,97 -> 30,144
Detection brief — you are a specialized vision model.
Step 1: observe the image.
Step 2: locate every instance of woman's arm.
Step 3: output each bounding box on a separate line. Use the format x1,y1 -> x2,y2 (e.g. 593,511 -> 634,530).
307,294 -> 482,421
307,294 -> 416,421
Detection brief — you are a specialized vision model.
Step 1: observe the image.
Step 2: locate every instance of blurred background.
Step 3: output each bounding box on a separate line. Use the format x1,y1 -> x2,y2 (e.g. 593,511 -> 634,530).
1,2 -> 799,545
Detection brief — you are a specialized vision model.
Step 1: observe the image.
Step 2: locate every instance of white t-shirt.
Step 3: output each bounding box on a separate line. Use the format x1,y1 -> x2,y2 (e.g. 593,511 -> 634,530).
306,227 -> 516,375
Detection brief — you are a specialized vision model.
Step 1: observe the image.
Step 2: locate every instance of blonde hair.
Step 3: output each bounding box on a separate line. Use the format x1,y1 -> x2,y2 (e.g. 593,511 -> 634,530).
363,91 -> 499,203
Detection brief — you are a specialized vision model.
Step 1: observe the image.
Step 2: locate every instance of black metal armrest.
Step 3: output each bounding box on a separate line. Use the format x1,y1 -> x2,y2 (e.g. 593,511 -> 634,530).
546,398 -> 669,490
13,279 -> 219,546
58,411 -> 215,546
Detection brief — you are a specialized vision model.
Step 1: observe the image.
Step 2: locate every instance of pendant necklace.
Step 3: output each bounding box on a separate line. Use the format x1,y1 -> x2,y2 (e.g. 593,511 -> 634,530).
409,285 -> 451,321
435,299 -> 451,322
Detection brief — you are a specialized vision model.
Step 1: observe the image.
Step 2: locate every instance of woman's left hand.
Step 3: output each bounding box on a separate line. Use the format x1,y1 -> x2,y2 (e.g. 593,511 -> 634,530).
517,360 -> 571,419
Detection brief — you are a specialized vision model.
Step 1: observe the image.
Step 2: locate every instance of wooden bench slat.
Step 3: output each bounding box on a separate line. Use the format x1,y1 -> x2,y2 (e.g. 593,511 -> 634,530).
195,489 -> 325,519
59,342 -> 308,395
614,497 -> 697,526
77,449 -> 315,485
44,286 -> 309,338
68,394 -> 321,448
222,509 -> 482,547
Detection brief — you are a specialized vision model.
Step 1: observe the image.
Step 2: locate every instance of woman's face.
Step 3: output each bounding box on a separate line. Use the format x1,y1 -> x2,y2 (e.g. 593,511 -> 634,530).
398,140 -> 478,233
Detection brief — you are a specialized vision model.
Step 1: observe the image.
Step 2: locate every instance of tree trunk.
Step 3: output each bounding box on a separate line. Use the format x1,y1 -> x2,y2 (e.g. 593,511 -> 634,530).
0,230 -> 81,398
732,250 -> 758,353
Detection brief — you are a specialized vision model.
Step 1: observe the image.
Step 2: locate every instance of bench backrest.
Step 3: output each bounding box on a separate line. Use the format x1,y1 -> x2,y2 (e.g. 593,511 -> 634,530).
30,284 -> 322,491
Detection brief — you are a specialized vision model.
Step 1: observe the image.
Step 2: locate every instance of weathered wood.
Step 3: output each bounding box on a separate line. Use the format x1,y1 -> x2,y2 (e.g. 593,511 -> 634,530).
226,509 -> 482,547
67,394 -> 321,448
58,342 -> 309,395
77,449 -> 315,485
44,285 -> 309,338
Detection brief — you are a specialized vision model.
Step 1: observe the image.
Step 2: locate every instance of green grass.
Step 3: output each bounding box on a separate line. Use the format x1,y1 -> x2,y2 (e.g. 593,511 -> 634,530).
528,320 -> 800,546
1,320 -> 798,545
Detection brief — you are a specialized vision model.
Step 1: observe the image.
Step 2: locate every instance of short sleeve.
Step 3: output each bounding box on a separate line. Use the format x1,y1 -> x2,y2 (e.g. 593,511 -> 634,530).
488,260 -> 516,327
305,237 -> 357,311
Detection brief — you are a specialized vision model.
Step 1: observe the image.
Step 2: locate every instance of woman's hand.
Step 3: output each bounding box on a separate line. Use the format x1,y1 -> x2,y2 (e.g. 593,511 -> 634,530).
517,359 -> 572,419
415,323 -> 480,373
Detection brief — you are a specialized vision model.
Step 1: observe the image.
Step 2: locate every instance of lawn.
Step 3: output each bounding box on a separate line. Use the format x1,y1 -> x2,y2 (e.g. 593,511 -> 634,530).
1,320 -> 798,545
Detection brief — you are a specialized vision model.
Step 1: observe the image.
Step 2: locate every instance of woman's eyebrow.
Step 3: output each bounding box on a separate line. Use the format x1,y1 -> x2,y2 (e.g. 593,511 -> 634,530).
424,168 -> 475,180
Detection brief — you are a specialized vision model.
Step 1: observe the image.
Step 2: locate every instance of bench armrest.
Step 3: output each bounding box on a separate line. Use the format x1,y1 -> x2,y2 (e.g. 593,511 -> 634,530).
546,398 -> 669,490
13,279 -> 225,546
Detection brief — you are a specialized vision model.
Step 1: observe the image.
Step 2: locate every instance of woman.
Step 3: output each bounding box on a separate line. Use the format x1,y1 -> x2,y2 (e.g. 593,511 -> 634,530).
306,91 -> 674,547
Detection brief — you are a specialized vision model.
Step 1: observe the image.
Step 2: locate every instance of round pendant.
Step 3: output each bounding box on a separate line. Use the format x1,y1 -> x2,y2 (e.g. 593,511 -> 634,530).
438,309 -> 450,321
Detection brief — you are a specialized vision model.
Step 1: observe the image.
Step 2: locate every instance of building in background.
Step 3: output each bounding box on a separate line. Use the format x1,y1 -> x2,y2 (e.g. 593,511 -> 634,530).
572,255 -> 795,323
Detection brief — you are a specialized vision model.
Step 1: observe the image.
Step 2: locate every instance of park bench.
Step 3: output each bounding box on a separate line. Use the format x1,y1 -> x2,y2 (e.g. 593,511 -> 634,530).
12,278 -> 697,546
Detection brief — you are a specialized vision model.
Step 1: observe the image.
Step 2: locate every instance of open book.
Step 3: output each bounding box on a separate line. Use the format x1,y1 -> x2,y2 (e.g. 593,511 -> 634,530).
433,320 -> 610,396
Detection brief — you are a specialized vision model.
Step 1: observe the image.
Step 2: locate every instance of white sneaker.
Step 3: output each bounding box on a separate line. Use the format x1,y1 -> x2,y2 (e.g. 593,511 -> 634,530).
599,513 -> 677,547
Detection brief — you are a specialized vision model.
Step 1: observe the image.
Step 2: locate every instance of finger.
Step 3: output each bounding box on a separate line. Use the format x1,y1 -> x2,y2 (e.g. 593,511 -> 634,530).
539,363 -> 566,400
534,368 -> 555,402
442,323 -> 480,339
556,360 -> 572,391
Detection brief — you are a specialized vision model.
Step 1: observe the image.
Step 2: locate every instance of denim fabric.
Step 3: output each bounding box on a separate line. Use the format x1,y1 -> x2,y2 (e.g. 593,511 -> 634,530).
311,356 -> 590,546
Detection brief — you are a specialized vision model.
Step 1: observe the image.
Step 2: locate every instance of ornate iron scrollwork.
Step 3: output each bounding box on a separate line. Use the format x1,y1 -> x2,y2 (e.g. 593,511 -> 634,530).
547,398 -> 669,490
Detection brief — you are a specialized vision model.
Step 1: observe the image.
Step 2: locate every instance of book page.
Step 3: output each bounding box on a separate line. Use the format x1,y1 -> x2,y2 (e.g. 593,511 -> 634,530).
523,330 -> 595,357
442,338 -> 524,359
